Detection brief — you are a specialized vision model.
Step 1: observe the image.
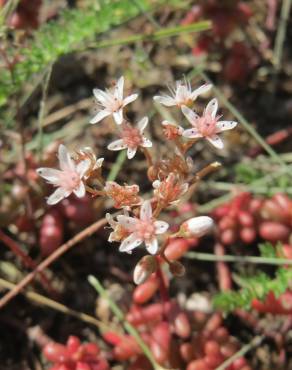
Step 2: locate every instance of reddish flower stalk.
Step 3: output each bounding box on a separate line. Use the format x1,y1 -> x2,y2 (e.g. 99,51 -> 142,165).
0,218 -> 107,309
155,259 -> 169,304
248,127 -> 292,157
0,229 -> 56,296
215,243 -> 232,291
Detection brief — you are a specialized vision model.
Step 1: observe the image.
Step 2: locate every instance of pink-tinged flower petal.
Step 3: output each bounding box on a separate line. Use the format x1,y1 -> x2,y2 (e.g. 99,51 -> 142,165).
140,200 -> 152,221
182,129 -> 202,138
137,117 -> 148,133
161,120 -> 174,126
154,221 -> 169,234
58,144 -> 75,171
36,168 -> 62,183
216,120 -> 237,132
107,139 -> 127,151
47,187 -> 70,205
141,137 -> 152,148
73,181 -> 86,198
176,84 -> 188,102
113,109 -> 123,125
153,95 -> 176,106
152,180 -> 160,189
76,159 -> 90,178
145,238 -> 158,255
114,76 -> 124,101
180,183 -> 189,195
123,93 -> 138,107
106,213 -> 117,228
127,147 -> 137,159
178,126 -> 184,135
181,105 -> 200,125
93,89 -> 109,103
117,215 -> 138,230
207,135 -> 224,149
191,83 -> 212,99
205,98 -> 218,119
90,109 -> 111,124
95,158 -> 104,169
108,232 -> 116,242
119,233 -> 143,252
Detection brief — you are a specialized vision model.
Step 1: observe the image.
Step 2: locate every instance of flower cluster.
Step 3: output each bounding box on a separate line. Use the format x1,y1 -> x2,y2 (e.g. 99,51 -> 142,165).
155,80 -> 237,149
36,76 -> 238,281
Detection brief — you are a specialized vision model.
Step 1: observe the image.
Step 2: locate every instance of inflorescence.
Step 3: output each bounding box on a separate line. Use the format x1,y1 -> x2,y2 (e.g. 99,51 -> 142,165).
37,76 -> 238,283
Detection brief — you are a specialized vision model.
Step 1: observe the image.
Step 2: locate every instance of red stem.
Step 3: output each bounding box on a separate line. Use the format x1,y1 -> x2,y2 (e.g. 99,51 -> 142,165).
0,229 -> 56,296
0,218 -> 107,309
215,243 -> 232,291
155,259 -> 169,304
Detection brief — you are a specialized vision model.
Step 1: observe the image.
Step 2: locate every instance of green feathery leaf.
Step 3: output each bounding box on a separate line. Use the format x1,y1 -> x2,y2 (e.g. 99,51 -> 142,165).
213,267 -> 292,312
213,241 -> 292,312
0,0 -> 172,106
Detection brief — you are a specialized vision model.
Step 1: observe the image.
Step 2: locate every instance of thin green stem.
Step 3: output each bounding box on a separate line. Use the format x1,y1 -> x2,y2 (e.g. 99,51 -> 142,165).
204,181 -> 292,195
273,0 -> 292,74
107,151 -> 127,182
186,251 -> 292,266
0,0 -> 19,30
215,335 -> 264,370
197,193 -> 232,213
37,63 -> 53,161
83,21 -> 211,51
131,0 -> 161,28
88,275 -> 171,370
0,278 -> 112,332
197,163 -> 292,212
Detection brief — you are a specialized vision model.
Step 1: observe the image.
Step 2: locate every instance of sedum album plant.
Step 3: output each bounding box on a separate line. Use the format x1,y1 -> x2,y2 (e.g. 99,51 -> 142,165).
37,76 -> 238,284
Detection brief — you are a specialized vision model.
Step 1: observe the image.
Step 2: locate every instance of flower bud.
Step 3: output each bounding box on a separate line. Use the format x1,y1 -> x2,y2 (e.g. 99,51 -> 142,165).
133,255 -> 158,285
179,216 -> 214,238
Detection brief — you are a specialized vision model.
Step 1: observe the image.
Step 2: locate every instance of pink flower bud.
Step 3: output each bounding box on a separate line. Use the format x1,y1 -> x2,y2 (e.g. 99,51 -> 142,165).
133,255 -> 157,285
180,216 -> 214,238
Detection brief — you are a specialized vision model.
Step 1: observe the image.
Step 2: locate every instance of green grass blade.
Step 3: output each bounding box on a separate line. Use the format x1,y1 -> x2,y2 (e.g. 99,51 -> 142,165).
88,275 -> 173,370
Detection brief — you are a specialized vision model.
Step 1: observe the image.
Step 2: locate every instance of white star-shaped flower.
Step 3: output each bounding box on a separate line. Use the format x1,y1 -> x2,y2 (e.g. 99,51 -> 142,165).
36,144 -> 102,205
116,200 -> 169,255
90,76 -> 138,125
182,98 -> 238,149
107,117 -> 152,159
154,80 -> 212,109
